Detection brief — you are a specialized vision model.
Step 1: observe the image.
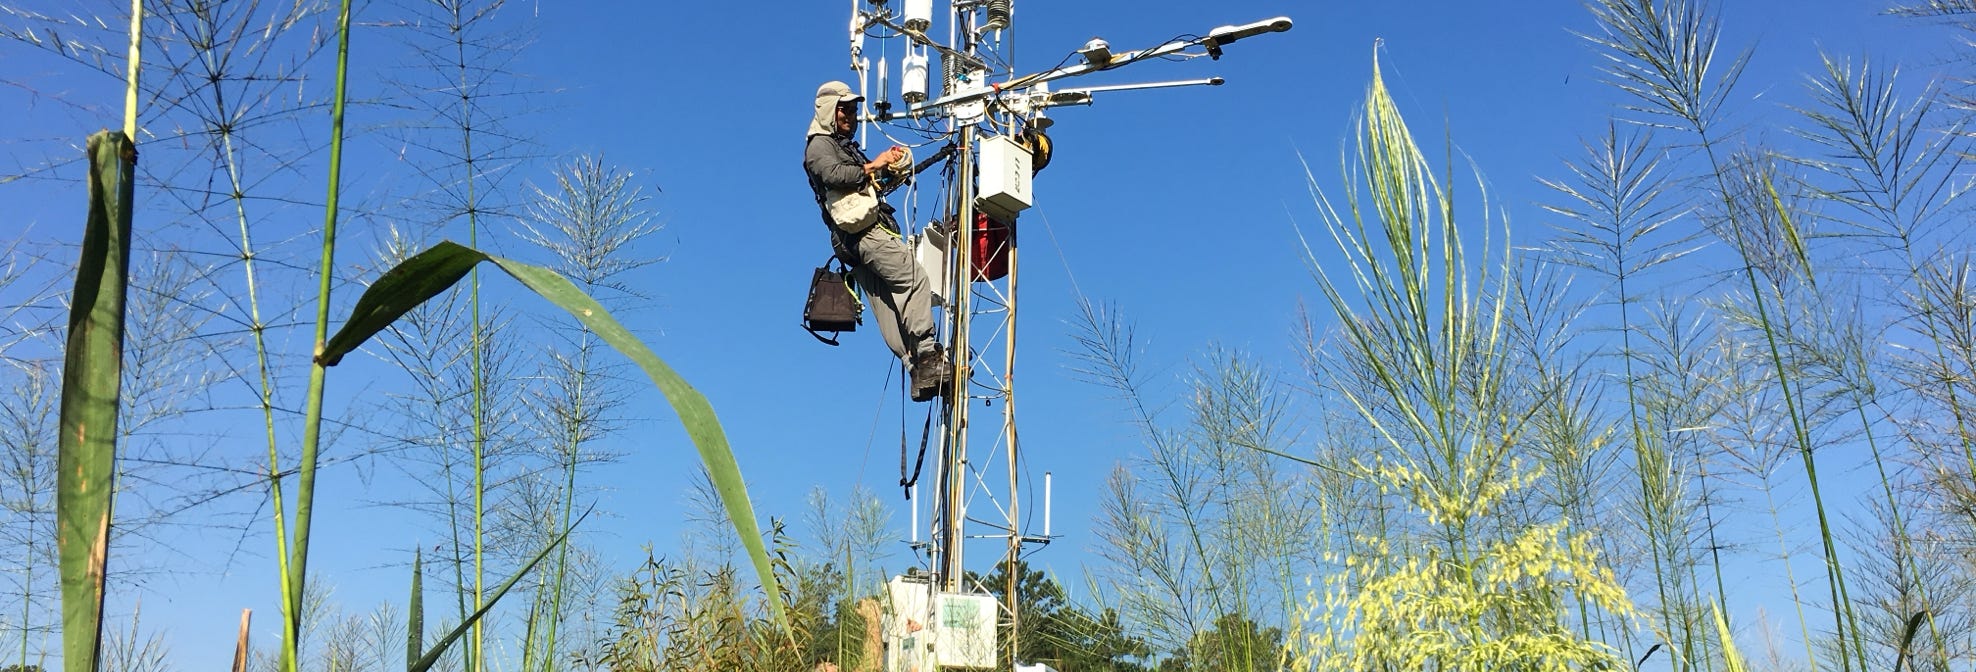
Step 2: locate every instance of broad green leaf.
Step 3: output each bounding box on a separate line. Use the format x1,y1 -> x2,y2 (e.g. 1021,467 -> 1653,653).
319,240 -> 790,633
316,242 -> 479,367
408,509 -> 590,672
58,130 -> 136,672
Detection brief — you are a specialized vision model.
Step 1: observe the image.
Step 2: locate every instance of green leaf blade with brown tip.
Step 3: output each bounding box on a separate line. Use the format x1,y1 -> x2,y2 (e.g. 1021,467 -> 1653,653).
58,130 -> 137,672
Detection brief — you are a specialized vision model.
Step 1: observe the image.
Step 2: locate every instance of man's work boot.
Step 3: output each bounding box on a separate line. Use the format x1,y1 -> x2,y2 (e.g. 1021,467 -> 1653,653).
910,346 -> 952,402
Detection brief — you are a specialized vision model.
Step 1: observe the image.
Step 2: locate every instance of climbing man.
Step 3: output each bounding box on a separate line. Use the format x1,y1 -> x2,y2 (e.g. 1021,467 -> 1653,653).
804,80 -> 951,401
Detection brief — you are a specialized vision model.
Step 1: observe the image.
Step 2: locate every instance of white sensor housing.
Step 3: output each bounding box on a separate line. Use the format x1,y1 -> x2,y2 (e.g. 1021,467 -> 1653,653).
904,0 -> 931,31
978,134 -> 1033,218
902,52 -> 929,103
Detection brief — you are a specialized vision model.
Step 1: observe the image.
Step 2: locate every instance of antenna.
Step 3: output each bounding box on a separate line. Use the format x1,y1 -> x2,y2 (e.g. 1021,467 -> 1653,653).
846,2 -> 1292,669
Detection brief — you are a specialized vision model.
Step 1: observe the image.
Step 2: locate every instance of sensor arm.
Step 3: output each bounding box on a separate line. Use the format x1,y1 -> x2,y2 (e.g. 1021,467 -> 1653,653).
1054,77 -> 1223,98
902,16 -> 1291,116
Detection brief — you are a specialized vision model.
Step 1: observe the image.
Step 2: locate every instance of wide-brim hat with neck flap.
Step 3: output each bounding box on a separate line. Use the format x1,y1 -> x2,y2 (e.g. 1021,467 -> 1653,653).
809,80 -> 864,138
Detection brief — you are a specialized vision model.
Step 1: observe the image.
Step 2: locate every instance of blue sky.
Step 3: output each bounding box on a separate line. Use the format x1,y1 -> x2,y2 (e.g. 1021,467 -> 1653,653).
3,0 -> 1968,669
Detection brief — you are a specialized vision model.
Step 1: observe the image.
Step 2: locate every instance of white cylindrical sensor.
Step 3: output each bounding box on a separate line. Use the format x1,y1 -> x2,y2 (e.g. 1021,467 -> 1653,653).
902,51 -> 929,103
904,0 -> 931,31
876,57 -> 890,108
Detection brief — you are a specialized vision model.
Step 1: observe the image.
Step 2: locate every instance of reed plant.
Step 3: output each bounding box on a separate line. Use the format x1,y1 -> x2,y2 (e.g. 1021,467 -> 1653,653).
57,117 -> 138,672
580,519 -> 815,672
12,2 -> 780,670
98,602 -> 167,672
1582,1 -> 1887,669
1541,117 -> 1712,664
1,360 -> 57,671
0,243 -> 60,366
514,154 -> 662,671
1503,261 -> 1629,648
0,249 -> 58,672
1789,52 -> 1975,666
793,485 -> 891,670
383,3 -> 541,665
1073,301 -> 1317,670
365,230 -> 535,662
1285,53 -> 1633,671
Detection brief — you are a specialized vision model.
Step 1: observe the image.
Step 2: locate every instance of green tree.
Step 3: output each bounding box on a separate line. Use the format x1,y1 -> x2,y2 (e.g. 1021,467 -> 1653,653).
970,559 -> 1152,671
1156,613 -> 1282,672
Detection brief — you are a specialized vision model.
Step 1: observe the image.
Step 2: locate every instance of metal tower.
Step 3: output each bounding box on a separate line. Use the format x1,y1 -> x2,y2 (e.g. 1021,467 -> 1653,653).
840,2 -> 1291,669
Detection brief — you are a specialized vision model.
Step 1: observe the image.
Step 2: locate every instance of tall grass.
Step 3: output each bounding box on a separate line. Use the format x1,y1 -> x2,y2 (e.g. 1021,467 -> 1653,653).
1073,301 -> 1317,669
275,1 -> 354,667
1583,1 -> 1878,669
1505,261 -> 1621,647
49,9 -> 142,672
2,360 -> 57,671
515,154 -> 662,671
384,4 -> 537,665
1785,49 -> 1976,669
1285,53 -> 1634,671
1542,118 -> 1705,665
19,1 -> 1976,670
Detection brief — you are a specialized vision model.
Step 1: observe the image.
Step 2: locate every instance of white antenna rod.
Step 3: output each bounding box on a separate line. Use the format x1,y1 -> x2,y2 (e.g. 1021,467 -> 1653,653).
856,56 -> 871,145
847,0 -> 864,65
911,481 -> 919,544
1044,471 -> 1052,538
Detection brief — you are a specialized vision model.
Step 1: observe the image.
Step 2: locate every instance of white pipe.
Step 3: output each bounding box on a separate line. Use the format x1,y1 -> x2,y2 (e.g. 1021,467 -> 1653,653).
857,56 -> 871,145
877,57 -> 890,111
847,0 -> 864,63
1043,472 -> 1052,538
1058,77 -> 1223,96
911,481 -> 919,544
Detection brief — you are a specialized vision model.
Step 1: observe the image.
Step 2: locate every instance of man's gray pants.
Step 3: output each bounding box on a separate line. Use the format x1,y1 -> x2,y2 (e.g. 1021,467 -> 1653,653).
848,225 -> 936,368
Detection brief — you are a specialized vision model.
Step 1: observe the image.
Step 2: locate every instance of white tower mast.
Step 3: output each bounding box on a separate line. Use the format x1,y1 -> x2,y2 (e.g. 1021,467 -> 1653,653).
844,3 -> 1291,669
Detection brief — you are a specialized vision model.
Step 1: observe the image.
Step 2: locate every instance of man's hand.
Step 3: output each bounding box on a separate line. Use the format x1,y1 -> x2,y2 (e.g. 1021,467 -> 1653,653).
866,146 -> 908,174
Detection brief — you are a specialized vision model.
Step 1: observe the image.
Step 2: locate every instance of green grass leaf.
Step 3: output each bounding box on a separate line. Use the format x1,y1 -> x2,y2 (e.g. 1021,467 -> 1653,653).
1712,602 -> 1748,672
317,240 -> 790,634
57,130 -> 136,672
407,549 -> 423,670
408,508 -> 591,672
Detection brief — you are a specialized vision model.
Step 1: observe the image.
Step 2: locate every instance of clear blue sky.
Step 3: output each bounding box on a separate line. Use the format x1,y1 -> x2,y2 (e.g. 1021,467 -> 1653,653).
1,0 -> 1961,669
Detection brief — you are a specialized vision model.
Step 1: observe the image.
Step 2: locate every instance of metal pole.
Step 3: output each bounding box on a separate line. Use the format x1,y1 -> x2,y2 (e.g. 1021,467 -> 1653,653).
1003,238 -> 1021,666
942,121 -> 973,595
839,4 -> 1292,667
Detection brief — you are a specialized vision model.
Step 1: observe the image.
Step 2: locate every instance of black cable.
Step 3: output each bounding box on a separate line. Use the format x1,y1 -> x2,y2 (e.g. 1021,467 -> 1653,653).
900,407 -> 933,497
1000,49 -> 1079,93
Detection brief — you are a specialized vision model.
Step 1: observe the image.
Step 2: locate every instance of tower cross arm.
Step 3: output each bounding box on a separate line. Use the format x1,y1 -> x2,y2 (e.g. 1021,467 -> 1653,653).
901,16 -> 1292,117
